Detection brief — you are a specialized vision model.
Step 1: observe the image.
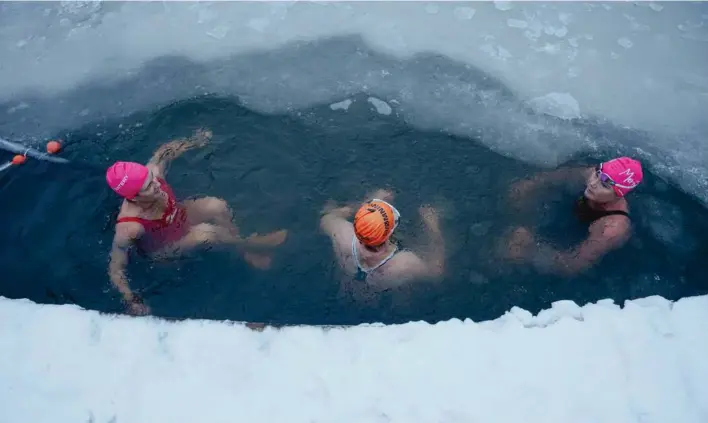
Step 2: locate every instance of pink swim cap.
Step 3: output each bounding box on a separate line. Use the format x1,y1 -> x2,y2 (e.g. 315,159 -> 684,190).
600,157 -> 643,197
106,161 -> 149,199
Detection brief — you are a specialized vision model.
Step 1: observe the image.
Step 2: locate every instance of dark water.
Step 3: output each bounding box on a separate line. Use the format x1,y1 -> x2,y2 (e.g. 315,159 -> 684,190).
1,94 -> 707,325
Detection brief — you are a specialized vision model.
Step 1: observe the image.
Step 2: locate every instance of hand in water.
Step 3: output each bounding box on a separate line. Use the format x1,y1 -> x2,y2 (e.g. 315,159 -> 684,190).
192,128 -> 213,147
125,296 -> 150,316
419,206 -> 441,233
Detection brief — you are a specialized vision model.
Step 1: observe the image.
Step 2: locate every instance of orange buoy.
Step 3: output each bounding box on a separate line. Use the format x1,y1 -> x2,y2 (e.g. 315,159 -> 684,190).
12,155 -> 26,165
46,140 -> 62,154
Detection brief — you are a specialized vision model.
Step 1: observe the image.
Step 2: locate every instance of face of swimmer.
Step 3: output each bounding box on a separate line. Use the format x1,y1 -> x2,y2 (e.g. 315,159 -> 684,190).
132,169 -> 163,203
584,165 -> 619,203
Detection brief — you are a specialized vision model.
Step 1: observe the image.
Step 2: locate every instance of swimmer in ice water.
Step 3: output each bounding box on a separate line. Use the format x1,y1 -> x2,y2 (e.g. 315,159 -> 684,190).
320,189 -> 445,296
505,156 -> 643,276
107,129 -> 288,315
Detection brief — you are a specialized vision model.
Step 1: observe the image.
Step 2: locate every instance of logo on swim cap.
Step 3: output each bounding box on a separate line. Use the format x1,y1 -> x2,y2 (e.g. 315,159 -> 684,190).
353,199 -> 400,247
106,161 -> 149,199
600,157 -> 643,197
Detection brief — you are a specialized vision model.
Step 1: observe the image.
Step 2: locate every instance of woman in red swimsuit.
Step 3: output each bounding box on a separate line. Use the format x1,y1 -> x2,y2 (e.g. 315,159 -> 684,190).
106,129 -> 288,315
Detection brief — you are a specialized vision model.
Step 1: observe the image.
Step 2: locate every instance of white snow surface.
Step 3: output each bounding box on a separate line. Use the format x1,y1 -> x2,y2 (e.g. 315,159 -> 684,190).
1,295 -> 707,423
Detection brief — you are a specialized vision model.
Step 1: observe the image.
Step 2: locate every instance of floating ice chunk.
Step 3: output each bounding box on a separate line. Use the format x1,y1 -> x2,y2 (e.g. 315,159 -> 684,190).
497,46 -> 512,60
649,2 -> 664,12
554,27 -> 568,37
528,92 -> 581,120
480,44 -> 512,61
507,19 -> 528,29
493,1 -> 513,11
523,21 -> 544,41
454,7 -> 476,21
536,43 -> 561,55
60,0 -> 102,16
367,97 -> 392,115
329,99 -> 353,111
623,14 -> 650,31
206,25 -> 230,40
630,21 -> 650,32
568,38 -> 579,48
617,37 -> 633,49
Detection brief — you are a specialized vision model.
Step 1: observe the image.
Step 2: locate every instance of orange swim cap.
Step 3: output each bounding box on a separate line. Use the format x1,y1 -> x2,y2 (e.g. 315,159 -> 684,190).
353,199 -> 400,247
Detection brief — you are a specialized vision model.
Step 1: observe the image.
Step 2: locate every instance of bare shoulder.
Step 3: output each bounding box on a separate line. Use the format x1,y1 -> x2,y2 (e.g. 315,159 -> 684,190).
590,214 -> 631,244
386,251 -> 428,279
114,220 -> 144,244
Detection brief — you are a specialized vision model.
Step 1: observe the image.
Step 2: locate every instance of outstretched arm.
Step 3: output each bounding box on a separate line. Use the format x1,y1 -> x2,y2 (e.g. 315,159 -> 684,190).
510,166 -> 590,204
108,225 -> 149,315
148,128 -> 212,177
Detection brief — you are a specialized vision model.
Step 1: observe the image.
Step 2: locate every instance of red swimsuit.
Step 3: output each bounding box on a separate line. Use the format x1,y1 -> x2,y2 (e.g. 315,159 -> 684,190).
117,178 -> 190,254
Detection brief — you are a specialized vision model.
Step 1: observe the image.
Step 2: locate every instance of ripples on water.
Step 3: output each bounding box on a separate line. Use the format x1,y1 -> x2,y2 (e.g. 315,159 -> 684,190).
0,94 -> 706,325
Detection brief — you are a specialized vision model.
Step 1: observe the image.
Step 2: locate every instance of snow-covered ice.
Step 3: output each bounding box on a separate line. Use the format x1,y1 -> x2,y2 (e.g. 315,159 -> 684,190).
1,295 -> 706,423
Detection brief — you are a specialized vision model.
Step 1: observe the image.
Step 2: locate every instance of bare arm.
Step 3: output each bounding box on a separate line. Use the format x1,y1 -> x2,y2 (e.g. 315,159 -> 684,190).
510,166 -> 591,203
384,206 -> 446,287
415,206 -> 446,279
530,216 -> 630,276
108,224 -> 149,314
320,203 -> 354,233
148,128 -> 212,177
319,202 -> 356,264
